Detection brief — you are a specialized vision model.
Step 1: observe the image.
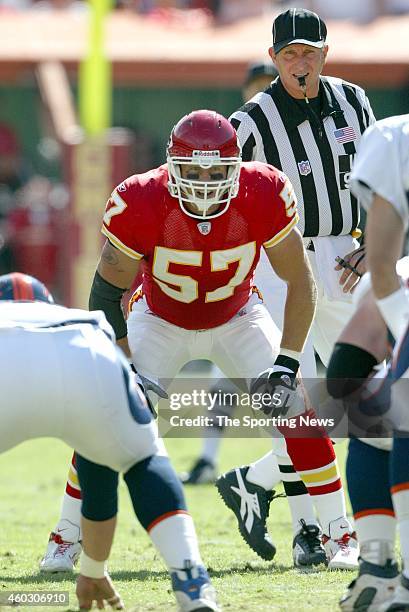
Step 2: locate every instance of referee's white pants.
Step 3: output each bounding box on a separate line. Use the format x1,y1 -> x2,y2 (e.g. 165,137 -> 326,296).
254,249 -> 355,468
255,248 -> 354,370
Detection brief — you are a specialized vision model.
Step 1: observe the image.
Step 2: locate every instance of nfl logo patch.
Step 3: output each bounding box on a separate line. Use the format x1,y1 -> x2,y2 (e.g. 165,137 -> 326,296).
298,160 -> 311,176
117,182 -> 127,192
197,221 -> 212,235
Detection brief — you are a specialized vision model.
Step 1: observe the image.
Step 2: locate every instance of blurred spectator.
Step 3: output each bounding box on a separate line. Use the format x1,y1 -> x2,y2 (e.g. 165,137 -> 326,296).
31,0 -> 87,11
0,124 -> 27,273
115,0 -> 134,8
386,0 -> 409,14
242,60 -> 278,101
117,0 -> 181,10
7,175 -> 68,295
215,0 -> 269,24
116,0 -> 216,24
309,0 -> 385,22
184,0 -> 220,15
143,0 -> 213,25
0,0 -> 32,10
311,0 -> 409,18
0,122 -> 67,296
0,124 -> 25,192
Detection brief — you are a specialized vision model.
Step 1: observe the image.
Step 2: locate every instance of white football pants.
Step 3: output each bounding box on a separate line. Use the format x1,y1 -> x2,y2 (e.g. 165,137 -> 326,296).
128,293 -> 281,382
128,293 -> 293,457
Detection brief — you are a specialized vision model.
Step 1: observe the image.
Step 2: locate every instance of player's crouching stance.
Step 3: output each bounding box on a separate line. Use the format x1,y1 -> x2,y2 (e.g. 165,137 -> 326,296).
327,276 -> 403,612
42,108 -> 357,574
0,273 -> 219,612
326,115 -> 409,612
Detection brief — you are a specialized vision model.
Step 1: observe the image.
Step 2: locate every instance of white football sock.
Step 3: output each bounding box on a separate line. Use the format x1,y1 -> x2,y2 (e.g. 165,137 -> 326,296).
312,488 -> 347,536
201,434 -> 222,465
287,494 -> 318,533
55,495 -> 82,541
355,514 -> 396,565
277,452 -> 318,533
246,451 -> 282,491
392,488 -> 409,576
149,513 -> 203,569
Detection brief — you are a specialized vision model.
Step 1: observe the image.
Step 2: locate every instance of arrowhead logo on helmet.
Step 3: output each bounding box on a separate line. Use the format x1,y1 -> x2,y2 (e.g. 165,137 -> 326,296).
167,109 -> 242,220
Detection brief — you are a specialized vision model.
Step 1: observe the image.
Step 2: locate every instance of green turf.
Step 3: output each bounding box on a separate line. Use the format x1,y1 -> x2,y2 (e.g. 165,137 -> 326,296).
0,437 -> 352,611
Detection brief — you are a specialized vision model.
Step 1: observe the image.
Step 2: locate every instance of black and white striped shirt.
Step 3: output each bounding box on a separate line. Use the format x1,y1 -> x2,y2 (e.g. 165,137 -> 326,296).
230,76 -> 375,237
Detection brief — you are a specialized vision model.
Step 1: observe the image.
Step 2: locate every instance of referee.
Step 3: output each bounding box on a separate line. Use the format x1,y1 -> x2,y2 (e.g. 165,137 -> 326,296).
216,8 -> 374,567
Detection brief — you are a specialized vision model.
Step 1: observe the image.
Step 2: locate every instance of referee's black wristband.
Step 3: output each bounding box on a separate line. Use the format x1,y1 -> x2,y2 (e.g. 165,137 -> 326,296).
89,271 -> 127,340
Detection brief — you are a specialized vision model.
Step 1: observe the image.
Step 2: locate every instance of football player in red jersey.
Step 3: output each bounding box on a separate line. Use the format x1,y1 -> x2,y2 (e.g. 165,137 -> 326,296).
41,110 -> 357,576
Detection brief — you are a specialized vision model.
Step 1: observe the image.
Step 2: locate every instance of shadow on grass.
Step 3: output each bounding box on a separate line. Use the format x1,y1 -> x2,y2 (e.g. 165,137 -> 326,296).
0,561 -> 325,585
109,562 -> 316,580
206,562 -> 325,578
0,572 -> 75,585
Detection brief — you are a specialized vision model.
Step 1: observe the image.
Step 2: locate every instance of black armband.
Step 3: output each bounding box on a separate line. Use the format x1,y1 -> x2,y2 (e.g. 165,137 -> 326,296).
326,342 -> 378,399
89,271 -> 127,340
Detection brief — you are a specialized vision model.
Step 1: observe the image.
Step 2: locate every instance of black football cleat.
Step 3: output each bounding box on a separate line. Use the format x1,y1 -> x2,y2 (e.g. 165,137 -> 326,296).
215,466 -> 277,560
292,519 -> 327,567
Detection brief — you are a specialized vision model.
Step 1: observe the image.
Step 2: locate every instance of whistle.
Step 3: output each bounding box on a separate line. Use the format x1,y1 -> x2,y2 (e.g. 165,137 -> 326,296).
297,75 -> 309,103
297,75 -> 306,88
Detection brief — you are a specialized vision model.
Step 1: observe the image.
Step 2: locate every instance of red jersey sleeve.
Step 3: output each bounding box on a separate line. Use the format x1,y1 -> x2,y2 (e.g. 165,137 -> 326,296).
101,172 -> 159,260
255,165 -> 299,249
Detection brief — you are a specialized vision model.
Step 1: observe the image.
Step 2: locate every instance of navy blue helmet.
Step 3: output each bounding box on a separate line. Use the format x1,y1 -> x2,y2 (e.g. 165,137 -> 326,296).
0,272 -> 54,303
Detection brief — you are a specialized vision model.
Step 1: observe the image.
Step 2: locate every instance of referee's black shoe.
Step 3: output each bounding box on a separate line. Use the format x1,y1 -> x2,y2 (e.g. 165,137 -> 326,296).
215,466 -> 277,560
180,458 -> 217,485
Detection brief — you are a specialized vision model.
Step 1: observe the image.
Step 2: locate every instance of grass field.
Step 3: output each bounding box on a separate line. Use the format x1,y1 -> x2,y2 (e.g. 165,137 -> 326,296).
0,435 -> 353,612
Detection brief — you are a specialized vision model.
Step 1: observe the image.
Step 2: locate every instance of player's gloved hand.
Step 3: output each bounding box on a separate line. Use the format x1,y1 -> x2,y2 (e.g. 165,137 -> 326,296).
251,354 -> 301,418
76,573 -> 124,610
130,364 -> 168,419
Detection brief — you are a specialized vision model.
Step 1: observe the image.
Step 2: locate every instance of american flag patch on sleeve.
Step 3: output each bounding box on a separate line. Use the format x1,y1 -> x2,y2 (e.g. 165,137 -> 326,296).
334,126 -> 357,144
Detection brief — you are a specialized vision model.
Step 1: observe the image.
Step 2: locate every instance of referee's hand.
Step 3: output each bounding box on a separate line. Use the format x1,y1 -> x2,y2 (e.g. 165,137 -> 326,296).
334,245 -> 366,293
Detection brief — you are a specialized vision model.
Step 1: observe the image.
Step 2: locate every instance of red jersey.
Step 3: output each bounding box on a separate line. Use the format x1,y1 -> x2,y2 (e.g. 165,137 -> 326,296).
102,161 -> 298,330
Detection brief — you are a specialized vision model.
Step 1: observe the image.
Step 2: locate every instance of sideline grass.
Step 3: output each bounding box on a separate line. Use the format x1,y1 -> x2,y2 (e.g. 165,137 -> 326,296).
0,437 -> 351,611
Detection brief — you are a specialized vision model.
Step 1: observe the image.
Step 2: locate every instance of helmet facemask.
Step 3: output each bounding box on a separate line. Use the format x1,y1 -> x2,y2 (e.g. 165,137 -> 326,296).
167,149 -> 241,219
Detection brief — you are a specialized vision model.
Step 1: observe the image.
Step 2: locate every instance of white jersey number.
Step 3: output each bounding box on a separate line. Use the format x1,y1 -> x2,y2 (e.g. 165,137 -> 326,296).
153,243 -> 256,304
103,192 -> 127,227
279,181 -> 297,218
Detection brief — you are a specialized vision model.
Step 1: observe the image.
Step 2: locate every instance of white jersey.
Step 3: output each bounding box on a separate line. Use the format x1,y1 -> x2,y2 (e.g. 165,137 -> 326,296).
0,302 -> 161,473
349,114 -> 409,229
0,302 -> 114,341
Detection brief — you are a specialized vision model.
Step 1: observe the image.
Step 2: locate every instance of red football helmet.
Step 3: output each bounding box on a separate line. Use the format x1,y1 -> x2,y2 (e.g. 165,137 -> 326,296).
167,109 -> 241,219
